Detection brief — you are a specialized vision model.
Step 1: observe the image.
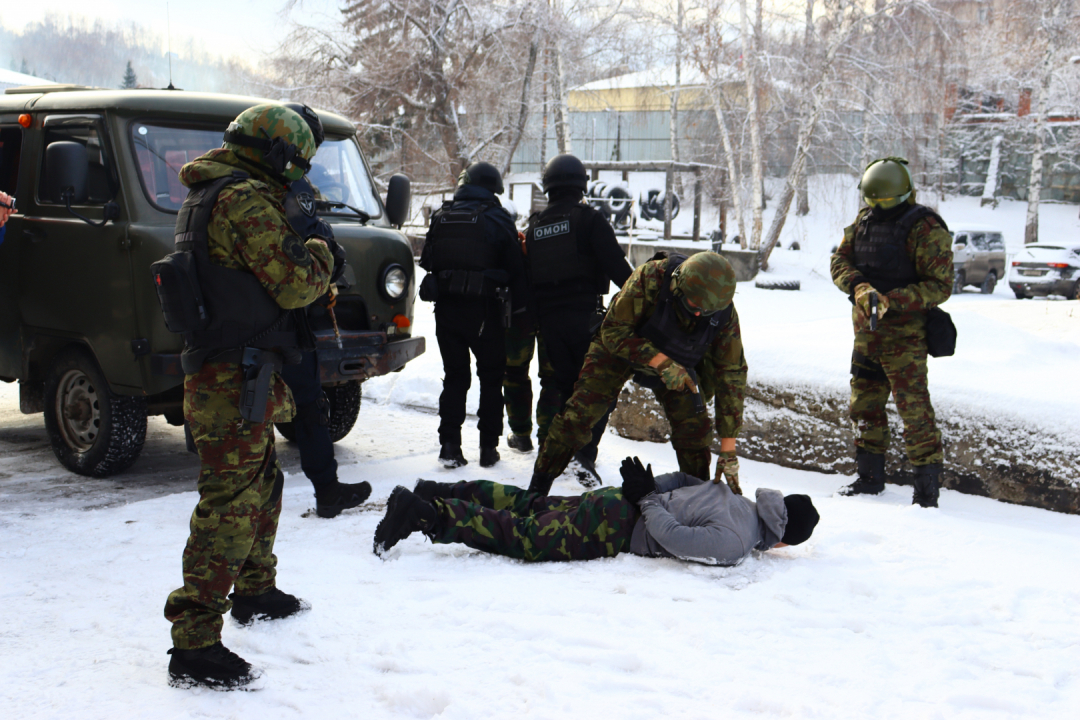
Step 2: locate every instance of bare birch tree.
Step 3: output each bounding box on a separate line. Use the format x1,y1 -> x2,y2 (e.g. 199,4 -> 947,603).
1024,0 -> 1072,244
739,0 -> 765,249
686,0 -> 748,247
759,1 -> 955,270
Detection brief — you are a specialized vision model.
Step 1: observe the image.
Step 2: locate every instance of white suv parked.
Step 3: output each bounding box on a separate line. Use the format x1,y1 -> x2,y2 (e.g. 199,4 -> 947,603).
1008,243 -> 1080,299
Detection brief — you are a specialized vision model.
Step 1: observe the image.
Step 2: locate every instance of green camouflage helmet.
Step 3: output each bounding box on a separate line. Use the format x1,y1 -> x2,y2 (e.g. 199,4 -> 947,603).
223,103 -> 317,182
671,252 -> 735,316
859,157 -> 913,210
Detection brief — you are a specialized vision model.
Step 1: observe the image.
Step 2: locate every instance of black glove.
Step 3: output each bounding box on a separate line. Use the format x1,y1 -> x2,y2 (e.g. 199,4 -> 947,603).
620,456 -> 656,504
324,237 -> 348,284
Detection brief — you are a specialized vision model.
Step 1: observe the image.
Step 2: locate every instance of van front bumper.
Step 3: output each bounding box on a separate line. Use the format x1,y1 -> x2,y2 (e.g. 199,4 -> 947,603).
149,330 -> 425,382
314,330 -> 425,384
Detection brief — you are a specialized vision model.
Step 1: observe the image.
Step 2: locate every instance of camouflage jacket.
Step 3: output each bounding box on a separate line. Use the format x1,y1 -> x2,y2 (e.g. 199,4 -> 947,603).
599,257 -> 748,438
178,148 -> 333,423
830,195 -> 953,341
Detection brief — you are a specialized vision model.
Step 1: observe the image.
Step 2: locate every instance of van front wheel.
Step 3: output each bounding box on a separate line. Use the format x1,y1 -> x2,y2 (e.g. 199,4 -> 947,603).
43,347 -> 147,477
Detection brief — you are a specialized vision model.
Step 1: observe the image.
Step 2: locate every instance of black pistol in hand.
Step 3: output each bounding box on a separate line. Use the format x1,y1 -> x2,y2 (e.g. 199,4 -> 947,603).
685,367 -> 706,414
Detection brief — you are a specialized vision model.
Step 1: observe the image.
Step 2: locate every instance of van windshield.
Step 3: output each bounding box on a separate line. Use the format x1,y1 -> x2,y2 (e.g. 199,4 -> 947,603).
130,122 -> 382,219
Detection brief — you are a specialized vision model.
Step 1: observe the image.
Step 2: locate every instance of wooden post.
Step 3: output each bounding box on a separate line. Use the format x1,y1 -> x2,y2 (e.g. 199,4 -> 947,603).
664,166 -> 674,240
591,168 -> 599,182
692,169 -> 702,242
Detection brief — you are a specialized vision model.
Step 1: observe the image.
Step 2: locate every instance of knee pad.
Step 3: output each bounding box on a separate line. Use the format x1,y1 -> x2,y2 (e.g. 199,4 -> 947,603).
293,393 -> 330,427
504,364 -> 530,383
851,350 -> 888,382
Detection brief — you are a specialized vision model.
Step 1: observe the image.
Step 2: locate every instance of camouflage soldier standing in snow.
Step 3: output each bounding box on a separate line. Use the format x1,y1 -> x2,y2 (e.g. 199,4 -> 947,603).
529,251 -> 747,496
160,104 -> 334,689
830,157 -> 953,508
503,319 -> 561,451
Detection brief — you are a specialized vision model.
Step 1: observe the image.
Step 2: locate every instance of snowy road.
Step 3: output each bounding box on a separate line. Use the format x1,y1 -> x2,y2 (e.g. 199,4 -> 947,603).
2,391 -> 1080,719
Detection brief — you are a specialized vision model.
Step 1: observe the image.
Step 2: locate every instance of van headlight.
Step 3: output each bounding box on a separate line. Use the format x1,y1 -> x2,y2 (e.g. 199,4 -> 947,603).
382,264 -> 408,300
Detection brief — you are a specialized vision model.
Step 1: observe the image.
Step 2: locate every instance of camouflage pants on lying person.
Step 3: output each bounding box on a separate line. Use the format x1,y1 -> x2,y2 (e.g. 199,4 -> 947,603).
429,481 -> 639,562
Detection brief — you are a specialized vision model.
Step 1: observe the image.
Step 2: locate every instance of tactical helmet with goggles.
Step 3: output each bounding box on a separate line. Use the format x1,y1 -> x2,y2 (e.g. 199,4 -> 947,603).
223,103 -> 317,182
457,161 -> 504,195
859,157 -> 913,210
283,102 -> 325,149
670,252 -> 736,317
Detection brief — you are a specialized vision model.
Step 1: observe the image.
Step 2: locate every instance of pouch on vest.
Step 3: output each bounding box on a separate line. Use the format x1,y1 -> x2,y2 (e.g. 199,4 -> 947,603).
925,307 -> 956,357
438,269 -> 487,296
150,251 -> 208,335
419,273 -> 439,302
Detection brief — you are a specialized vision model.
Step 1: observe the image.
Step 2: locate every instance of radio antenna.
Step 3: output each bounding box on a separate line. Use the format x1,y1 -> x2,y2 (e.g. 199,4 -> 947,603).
166,2 -> 175,90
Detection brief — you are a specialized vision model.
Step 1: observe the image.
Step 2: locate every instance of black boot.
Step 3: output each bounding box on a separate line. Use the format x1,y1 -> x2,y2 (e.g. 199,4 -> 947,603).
373,486 -> 438,556
168,642 -> 260,690
480,446 -> 500,468
314,480 -> 372,519
527,471 -> 555,497
507,433 -> 534,452
413,479 -> 455,504
568,451 -> 602,488
839,451 -> 886,496
439,444 -> 467,469
230,587 -> 310,625
912,463 -> 942,508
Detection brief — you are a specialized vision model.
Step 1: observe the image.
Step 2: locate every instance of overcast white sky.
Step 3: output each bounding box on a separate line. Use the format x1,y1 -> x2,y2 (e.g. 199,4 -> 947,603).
1,0 -> 343,61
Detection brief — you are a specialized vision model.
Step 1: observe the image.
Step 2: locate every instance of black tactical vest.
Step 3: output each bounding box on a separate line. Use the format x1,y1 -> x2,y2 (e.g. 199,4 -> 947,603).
852,203 -> 948,294
525,202 -> 604,292
428,200 -> 500,272
425,200 -> 505,297
638,254 -> 731,369
172,172 -> 303,371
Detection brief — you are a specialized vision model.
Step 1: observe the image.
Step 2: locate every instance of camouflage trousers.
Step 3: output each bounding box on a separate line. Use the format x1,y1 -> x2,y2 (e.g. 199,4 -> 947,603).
534,343 -> 714,480
164,363 -> 292,650
503,323 -> 560,442
850,333 -> 943,466
430,481 -> 639,562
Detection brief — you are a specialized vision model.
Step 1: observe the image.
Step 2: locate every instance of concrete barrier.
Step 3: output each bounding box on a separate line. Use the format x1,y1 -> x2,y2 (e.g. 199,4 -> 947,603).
618,241 -> 760,282
609,380 -> 1080,515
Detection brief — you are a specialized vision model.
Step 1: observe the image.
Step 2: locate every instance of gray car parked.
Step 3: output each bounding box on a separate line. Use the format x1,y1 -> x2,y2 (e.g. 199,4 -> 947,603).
952,228 -> 1007,295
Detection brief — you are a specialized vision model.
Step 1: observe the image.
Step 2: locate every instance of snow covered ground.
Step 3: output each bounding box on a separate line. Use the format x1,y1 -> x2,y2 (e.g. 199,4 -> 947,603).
2,396 -> 1079,719
2,183 -> 1079,718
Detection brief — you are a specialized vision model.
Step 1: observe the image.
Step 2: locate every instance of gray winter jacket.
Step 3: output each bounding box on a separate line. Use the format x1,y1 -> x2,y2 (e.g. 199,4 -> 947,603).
628,472 -> 788,565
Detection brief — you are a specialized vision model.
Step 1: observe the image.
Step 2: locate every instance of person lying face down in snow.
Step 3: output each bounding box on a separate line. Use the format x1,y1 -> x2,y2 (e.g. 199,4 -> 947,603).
373,456 -> 820,564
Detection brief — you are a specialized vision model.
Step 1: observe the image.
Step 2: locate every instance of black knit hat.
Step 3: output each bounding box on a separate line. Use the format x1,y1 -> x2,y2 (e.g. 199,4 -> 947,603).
781,495 -> 819,546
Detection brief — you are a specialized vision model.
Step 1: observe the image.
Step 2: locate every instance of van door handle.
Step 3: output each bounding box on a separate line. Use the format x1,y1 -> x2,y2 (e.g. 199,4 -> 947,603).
23,226 -> 47,243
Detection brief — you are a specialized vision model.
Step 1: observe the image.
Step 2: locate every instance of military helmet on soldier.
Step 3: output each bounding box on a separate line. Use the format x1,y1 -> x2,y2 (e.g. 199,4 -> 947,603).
859,157 -> 913,210
283,102 -> 325,148
223,103 -> 317,182
542,153 -> 588,194
671,252 -> 736,317
458,161 -> 504,195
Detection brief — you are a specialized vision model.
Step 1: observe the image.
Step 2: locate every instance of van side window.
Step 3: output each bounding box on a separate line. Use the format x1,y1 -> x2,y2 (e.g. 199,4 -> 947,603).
970,233 -> 988,251
131,123 -> 223,212
0,126 -> 22,196
38,120 -> 117,205
987,234 -> 1005,251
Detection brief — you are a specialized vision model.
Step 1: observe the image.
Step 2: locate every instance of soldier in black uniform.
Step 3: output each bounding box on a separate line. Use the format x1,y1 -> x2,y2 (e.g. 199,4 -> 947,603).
279,102 -> 371,518
525,154 -> 633,485
419,162 -> 527,468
